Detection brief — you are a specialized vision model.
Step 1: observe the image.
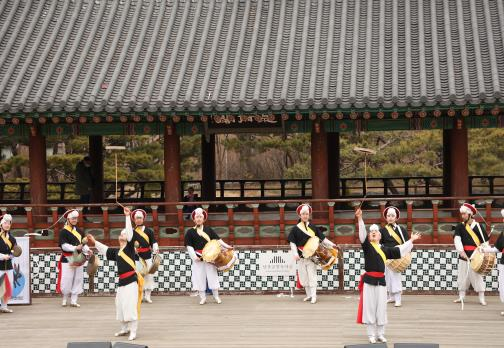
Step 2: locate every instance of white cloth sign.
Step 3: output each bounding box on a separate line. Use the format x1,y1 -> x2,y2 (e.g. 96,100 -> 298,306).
258,252 -> 296,277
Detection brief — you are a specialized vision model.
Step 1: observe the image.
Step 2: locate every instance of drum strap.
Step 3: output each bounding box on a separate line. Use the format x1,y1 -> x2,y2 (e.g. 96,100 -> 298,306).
135,226 -> 150,245
370,242 -> 387,263
0,232 -> 12,250
196,226 -> 211,242
297,222 -> 315,238
465,224 -> 481,247
64,225 -> 82,243
385,225 -> 403,245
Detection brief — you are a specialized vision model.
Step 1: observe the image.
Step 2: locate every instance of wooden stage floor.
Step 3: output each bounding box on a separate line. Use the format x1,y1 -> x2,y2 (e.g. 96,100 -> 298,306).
3,294 -> 503,348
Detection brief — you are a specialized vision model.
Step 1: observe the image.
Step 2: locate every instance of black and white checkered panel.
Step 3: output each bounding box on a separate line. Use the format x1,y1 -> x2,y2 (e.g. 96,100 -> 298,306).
343,249 -> 500,291
31,253 -> 119,293
31,253 -> 58,293
30,249 -> 340,294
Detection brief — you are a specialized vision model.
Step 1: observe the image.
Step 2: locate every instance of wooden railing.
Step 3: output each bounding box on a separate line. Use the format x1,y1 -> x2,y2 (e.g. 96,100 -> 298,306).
1,176 -> 503,203
1,196 -> 503,248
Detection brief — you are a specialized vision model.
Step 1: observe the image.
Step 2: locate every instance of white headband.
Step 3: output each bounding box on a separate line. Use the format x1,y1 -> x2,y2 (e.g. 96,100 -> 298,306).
67,210 -> 79,219
299,205 -> 311,215
1,214 -> 12,225
459,205 -> 473,215
193,208 -> 205,218
134,211 -> 144,219
386,210 -> 397,217
369,224 -> 380,232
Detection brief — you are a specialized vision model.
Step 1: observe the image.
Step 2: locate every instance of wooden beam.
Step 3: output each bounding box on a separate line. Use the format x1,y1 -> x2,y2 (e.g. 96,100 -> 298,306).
89,135 -> 104,204
29,130 -> 47,222
164,125 -> 181,218
443,129 -> 469,198
201,134 -> 216,201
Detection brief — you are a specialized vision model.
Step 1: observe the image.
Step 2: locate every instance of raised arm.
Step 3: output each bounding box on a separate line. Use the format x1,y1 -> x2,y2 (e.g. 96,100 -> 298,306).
86,234 -> 108,256
124,207 -> 133,242
93,240 -> 109,256
355,209 -> 367,244
398,240 -> 413,256
398,232 -> 422,256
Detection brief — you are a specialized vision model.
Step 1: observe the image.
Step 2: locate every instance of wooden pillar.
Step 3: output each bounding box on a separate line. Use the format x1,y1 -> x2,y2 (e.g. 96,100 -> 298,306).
201,134 -> 216,201
443,129 -> 469,198
89,135 -> 104,204
29,131 -> 47,222
164,125 -> 181,215
327,132 -> 340,199
311,122 -> 329,219
311,122 -> 329,199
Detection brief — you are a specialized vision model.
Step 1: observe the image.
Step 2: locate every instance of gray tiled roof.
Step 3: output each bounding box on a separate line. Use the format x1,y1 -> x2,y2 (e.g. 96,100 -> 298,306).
1,0 -> 504,115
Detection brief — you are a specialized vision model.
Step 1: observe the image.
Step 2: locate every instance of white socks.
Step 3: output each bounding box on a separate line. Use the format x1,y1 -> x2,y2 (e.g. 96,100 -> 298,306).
366,324 -> 385,338
115,322 -> 129,337
198,290 -> 221,304
128,320 -> 138,340
212,289 -> 222,303
305,287 -> 311,298
479,292 -> 487,305
144,290 -> 152,303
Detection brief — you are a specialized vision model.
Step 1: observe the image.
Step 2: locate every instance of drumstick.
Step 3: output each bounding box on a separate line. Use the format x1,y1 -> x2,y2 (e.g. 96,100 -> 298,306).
475,210 -> 494,237
114,153 -> 125,209
105,145 -> 127,209
353,147 -> 376,210
357,154 -> 368,210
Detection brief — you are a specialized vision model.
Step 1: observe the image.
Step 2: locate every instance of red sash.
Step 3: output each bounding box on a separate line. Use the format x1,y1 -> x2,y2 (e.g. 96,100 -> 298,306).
56,252 -> 73,294
463,245 -> 476,251
1,273 -> 12,303
136,247 -> 150,253
296,271 -> 303,289
119,270 -> 136,280
357,272 -> 385,324
295,247 -> 304,288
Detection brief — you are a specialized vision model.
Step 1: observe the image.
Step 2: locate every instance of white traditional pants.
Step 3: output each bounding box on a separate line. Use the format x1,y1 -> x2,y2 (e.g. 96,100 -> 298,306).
116,281 -> 138,322
298,258 -> 318,298
362,283 -> 387,338
457,259 -> 485,293
191,260 -> 219,292
385,266 -> 402,302
60,263 -> 84,303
